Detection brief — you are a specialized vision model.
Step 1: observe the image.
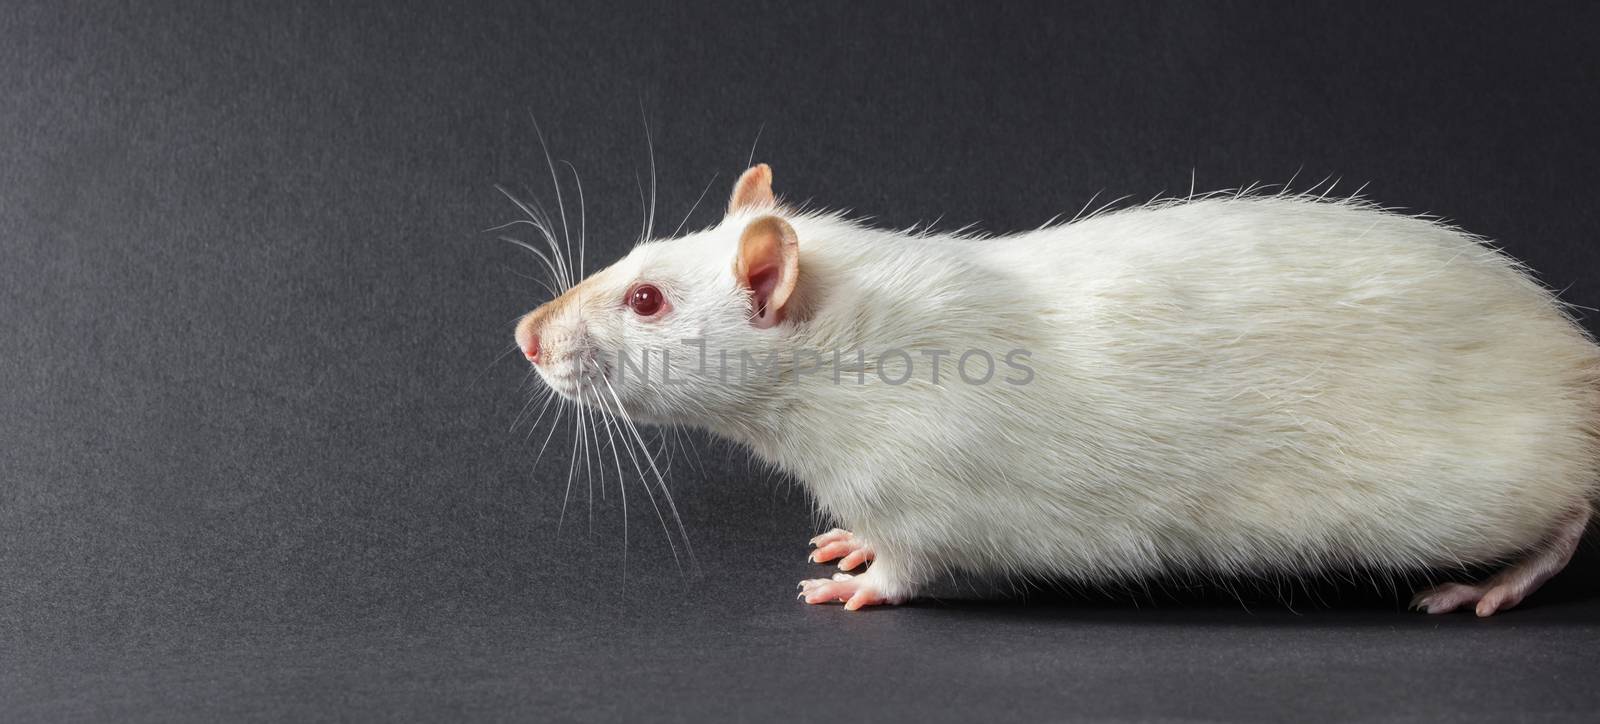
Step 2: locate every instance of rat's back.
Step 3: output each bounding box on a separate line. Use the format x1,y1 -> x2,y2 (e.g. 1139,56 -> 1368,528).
994,197 -> 1598,570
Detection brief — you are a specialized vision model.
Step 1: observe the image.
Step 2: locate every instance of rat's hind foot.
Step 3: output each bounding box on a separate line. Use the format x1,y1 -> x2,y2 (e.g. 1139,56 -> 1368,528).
1410,582 -> 1493,615
809,528 -> 875,570
798,572 -> 904,611
1411,505 -> 1589,617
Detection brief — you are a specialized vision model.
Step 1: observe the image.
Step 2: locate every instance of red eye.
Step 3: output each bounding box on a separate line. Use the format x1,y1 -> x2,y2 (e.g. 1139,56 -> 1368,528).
628,284 -> 665,317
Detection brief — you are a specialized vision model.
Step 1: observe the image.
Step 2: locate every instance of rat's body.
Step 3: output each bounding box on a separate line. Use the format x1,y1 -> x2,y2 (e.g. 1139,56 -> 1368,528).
514,165 -> 1599,615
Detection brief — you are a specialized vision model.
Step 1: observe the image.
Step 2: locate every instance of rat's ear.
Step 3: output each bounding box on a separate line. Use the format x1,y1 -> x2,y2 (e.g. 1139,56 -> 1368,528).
733,215 -> 799,329
728,163 -> 775,214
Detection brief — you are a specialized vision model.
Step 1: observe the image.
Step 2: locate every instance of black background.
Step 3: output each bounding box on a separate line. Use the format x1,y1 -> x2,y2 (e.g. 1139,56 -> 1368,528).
5,1 -> 1600,721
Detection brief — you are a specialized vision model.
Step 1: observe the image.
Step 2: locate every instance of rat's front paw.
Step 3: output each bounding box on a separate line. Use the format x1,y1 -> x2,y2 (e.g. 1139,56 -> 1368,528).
798,572 -> 904,611
808,528 -> 875,570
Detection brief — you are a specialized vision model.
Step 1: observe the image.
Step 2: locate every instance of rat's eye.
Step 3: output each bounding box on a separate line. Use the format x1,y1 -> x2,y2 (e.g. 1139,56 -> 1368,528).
627,283 -> 666,317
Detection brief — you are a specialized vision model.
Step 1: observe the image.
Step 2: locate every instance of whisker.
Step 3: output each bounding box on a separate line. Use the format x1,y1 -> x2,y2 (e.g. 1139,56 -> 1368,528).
483,217 -> 554,235
530,396 -> 567,467
560,160 -> 587,279
579,382 -> 595,536
598,372 -> 697,575
673,423 -> 709,479
511,383 -> 557,434
504,264 -> 560,299
556,389 -> 582,541
528,113 -> 574,283
639,102 -> 659,242
582,382 -> 605,506
520,186 -> 574,290
589,367 -> 631,581
588,362 -> 630,576
671,172 -> 719,240
635,172 -> 649,244
515,183 -> 563,248
470,342 -> 525,391
653,428 -> 674,477
745,122 -> 765,169
494,188 -> 572,290
604,404 -> 682,570
499,236 -> 565,294
514,184 -> 570,288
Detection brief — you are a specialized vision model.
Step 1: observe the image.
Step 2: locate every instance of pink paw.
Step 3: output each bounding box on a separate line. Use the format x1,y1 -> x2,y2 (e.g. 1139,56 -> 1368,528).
798,573 -> 902,611
1410,581 -> 1525,617
809,528 -> 875,571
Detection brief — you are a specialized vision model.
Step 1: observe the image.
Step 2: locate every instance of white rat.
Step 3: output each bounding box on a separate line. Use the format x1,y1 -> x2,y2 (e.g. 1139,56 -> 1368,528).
512,164 -> 1599,615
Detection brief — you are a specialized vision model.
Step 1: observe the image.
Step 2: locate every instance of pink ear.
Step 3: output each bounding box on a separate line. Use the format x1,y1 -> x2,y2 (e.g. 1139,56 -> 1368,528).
728,163 -> 775,214
733,215 -> 799,328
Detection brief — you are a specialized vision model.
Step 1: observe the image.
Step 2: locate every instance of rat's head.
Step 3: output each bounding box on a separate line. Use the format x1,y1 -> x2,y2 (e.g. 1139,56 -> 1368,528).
513,164 -> 801,424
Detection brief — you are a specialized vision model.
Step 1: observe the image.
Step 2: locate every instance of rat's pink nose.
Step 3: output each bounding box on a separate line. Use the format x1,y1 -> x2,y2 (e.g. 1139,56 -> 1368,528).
523,333 -> 541,364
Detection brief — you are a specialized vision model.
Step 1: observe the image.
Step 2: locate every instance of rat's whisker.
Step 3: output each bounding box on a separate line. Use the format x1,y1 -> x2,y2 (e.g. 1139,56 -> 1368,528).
483,218 -> 548,234
634,173 -> 649,245
745,122 -> 764,170
495,187 -> 572,290
653,427 -> 675,478
528,113 -> 573,280
560,160 -> 587,279
599,372 -> 696,575
671,423 -> 708,479
511,384 -> 557,434
470,342 -> 527,392
579,383 -> 595,535
556,390 -> 582,541
511,182 -> 571,289
494,185 -> 557,240
640,102 -> 658,242
586,361 -> 630,578
499,236 -> 565,295
506,267 -> 559,299
582,384 -> 605,510
597,373 -> 684,573
671,172 -> 719,240
530,396 -> 567,470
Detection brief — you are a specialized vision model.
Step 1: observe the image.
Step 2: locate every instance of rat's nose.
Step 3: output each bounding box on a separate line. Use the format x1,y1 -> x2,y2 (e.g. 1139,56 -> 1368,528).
523,333 -> 541,364
514,308 -> 549,366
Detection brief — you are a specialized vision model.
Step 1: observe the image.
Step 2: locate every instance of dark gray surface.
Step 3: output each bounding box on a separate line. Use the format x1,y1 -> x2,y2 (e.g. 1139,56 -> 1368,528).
4,1 -> 1600,721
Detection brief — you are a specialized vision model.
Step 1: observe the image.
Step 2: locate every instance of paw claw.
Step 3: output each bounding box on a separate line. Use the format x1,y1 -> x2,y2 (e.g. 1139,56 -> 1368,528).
797,573 -> 898,609
806,529 -> 874,568
811,541 -> 853,563
1412,580 -> 1528,618
1411,583 -> 1480,615
798,528 -> 901,610
809,528 -> 851,548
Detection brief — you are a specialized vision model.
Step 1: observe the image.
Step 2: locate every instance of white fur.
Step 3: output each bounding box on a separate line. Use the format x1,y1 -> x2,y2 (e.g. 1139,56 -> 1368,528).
523,189 -> 1600,604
